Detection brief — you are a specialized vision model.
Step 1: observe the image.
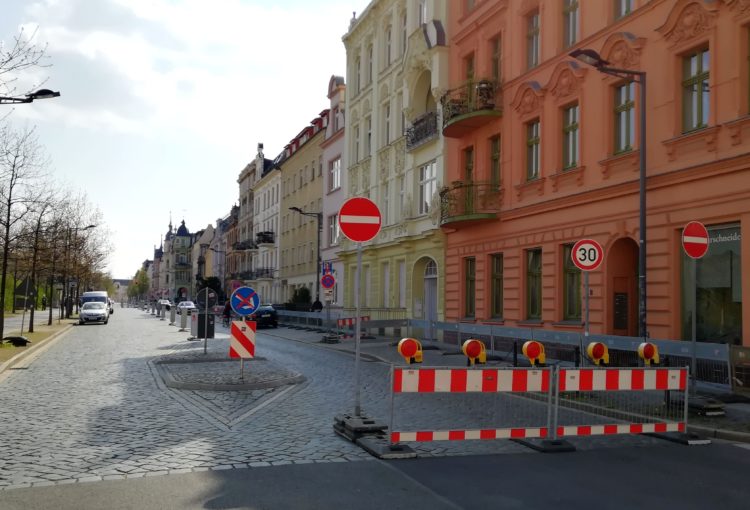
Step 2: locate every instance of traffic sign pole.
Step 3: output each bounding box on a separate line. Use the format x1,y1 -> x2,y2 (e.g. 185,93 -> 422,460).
354,242 -> 362,417
682,221 -> 709,395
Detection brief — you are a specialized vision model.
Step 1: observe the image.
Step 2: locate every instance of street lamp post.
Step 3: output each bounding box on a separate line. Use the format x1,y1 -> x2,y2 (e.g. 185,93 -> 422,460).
289,207 -> 323,306
0,89 -> 60,105
570,48 -> 648,342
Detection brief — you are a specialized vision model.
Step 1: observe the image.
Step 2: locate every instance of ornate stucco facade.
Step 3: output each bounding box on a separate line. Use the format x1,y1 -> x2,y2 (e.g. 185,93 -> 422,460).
342,0 -> 448,324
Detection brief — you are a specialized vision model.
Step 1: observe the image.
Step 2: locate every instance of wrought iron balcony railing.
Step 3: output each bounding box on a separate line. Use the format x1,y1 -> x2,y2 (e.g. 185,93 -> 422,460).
406,110 -> 439,150
232,240 -> 257,251
256,231 -> 275,245
440,79 -> 502,137
252,267 -> 276,280
439,180 -> 501,226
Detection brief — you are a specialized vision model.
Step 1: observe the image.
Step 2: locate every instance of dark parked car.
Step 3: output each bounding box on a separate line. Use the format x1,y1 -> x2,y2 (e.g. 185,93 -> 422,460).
248,305 -> 278,328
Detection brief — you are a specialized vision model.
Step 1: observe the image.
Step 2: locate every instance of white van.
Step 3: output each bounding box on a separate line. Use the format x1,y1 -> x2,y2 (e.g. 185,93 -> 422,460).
80,291 -> 112,314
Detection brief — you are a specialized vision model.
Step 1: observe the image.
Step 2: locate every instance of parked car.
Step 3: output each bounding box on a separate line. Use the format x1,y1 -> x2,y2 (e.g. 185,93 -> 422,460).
79,302 -> 109,325
176,301 -> 197,315
158,299 -> 172,310
248,304 -> 278,328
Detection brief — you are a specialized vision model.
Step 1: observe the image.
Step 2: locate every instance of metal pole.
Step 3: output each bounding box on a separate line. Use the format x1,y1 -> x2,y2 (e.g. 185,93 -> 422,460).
583,270 -> 590,366
354,242 -> 363,417
203,287 -> 209,355
316,214 -> 322,303
389,364 -> 395,444
690,258 -> 697,395
638,74 -> 648,342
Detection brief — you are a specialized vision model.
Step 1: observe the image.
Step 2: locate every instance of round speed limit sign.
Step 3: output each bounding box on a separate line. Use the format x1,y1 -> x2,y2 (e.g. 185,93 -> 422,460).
571,239 -> 604,271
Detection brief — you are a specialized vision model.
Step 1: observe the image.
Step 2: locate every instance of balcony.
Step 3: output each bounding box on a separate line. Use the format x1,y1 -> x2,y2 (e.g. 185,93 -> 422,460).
439,181 -> 501,227
440,79 -> 502,138
232,240 -> 257,252
256,231 -> 275,246
253,267 -> 276,280
238,271 -> 253,280
406,111 -> 439,151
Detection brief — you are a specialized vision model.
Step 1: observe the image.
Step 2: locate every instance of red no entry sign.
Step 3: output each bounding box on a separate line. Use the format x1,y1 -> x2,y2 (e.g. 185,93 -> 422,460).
682,221 -> 709,259
571,239 -> 604,271
339,197 -> 381,242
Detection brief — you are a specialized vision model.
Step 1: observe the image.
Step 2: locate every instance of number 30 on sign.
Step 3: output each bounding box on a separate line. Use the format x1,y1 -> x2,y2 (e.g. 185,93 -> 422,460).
571,239 -> 604,271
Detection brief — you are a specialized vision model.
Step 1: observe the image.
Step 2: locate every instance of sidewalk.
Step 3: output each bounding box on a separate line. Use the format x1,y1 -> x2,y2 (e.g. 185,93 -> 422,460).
260,324 -> 750,443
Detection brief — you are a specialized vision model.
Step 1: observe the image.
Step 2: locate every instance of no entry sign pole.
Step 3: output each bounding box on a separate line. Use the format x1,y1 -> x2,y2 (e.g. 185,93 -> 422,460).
683,221 -> 709,394
354,242 -> 363,416
338,197 -> 381,417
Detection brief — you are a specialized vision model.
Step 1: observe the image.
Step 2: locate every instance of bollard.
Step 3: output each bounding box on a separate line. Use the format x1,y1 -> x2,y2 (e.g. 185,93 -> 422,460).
179,311 -> 188,331
170,306 -> 176,325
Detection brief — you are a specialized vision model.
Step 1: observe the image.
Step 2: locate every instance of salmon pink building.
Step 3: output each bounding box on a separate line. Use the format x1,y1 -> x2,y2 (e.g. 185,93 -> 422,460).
441,0 -> 749,347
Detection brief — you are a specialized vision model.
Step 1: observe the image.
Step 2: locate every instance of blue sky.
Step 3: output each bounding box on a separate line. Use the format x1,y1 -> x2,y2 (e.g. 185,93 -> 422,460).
1,0 -> 367,279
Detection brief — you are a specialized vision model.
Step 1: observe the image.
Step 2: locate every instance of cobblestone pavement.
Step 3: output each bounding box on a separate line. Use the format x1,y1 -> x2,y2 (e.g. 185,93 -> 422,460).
0,309 -> 666,490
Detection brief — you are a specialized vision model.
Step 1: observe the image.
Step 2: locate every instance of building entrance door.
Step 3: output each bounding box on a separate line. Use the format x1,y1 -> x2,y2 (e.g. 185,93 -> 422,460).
424,260 -> 438,340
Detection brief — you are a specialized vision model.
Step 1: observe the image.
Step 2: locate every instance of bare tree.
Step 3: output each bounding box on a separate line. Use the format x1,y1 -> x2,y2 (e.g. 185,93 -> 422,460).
0,125 -> 48,339
1,26 -> 50,97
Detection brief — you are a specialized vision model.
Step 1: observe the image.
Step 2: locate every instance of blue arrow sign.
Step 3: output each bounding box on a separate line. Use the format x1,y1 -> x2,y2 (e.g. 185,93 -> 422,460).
230,286 -> 260,316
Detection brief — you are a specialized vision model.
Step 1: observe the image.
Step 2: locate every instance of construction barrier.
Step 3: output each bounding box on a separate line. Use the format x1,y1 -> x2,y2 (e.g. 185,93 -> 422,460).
553,367 -> 688,438
389,366 -> 553,443
388,365 -> 689,446
337,316 -> 370,338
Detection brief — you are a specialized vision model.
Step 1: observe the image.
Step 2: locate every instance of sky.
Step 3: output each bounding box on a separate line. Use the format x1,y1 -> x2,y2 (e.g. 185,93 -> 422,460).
1,0 -> 368,279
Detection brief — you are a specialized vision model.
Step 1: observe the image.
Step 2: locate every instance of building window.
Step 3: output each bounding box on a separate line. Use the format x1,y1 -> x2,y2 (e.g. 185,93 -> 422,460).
563,0 -> 579,49
398,260 -> 406,308
418,161 -> 437,215
526,248 -> 542,320
384,102 -> 391,145
614,0 -> 633,20
329,214 -> 340,245
329,157 -> 341,191
614,82 -> 635,153
386,26 -> 392,66
526,119 -> 540,180
464,257 -> 476,318
563,244 -> 581,321
490,135 -> 501,187
490,253 -> 503,319
562,103 -> 579,170
680,224 -> 742,344
401,12 -> 407,55
527,11 -> 540,69
354,125 -> 360,162
683,48 -> 710,133
355,57 -> 361,93
491,36 -> 502,83
465,53 -> 475,82
418,0 -> 427,25
382,262 -> 390,307
368,44 -> 373,84
366,116 -> 372,156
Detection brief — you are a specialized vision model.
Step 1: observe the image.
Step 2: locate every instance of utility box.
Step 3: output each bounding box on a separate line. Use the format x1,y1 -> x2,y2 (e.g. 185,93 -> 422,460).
191,312 -> 215,338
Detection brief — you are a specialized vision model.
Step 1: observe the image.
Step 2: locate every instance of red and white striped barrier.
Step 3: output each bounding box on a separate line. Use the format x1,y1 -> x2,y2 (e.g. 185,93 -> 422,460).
337,316 -> 370,338
557,422 -> 685,438
392,427 -> 548,443
559,368 -> 687,392
393,368 -> 549,393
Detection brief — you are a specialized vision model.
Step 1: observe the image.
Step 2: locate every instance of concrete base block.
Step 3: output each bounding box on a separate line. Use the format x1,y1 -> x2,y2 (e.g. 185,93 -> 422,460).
647,432 -> 711,446
688,396 -> 726,417
321,334 -> 341,344
512,438 -> 576,453
356,436 -> 417,459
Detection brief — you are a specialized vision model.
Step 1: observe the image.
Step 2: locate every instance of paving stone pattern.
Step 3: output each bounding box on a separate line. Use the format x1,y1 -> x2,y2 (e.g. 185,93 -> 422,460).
0,309 -> 662,490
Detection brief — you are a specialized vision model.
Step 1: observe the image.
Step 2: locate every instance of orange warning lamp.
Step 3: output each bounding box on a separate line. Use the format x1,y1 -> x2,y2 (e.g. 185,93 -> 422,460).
462,339 -> 486,366
586,342 -> 609,366
522,340 -> 546,367
397,338 -> 423,364
638,342 -> 660,366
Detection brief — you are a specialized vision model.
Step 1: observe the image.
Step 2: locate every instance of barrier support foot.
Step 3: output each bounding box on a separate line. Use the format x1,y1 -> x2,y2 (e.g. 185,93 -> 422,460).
356,436 -> 417,459
512,438 -> 576,453
646,432 -> 711,446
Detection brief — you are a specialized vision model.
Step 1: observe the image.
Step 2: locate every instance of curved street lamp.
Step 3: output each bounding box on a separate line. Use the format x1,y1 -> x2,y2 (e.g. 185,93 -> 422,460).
570,47 -> 647,342
0,88 -> 61,105
289,206 -> 323,305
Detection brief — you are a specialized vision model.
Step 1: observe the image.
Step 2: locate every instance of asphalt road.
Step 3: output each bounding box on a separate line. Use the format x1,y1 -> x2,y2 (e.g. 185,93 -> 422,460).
0,307 -> 749,509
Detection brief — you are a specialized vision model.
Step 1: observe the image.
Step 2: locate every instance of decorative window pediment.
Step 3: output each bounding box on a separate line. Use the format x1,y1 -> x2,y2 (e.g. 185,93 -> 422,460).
546,61 -> 587,99
512,81 -> 545,116
657,0 -> 718,47
600,32 -> 646,70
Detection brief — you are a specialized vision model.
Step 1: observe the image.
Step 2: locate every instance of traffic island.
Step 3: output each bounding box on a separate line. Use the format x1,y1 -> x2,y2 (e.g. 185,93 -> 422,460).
154,356 -> 305,391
